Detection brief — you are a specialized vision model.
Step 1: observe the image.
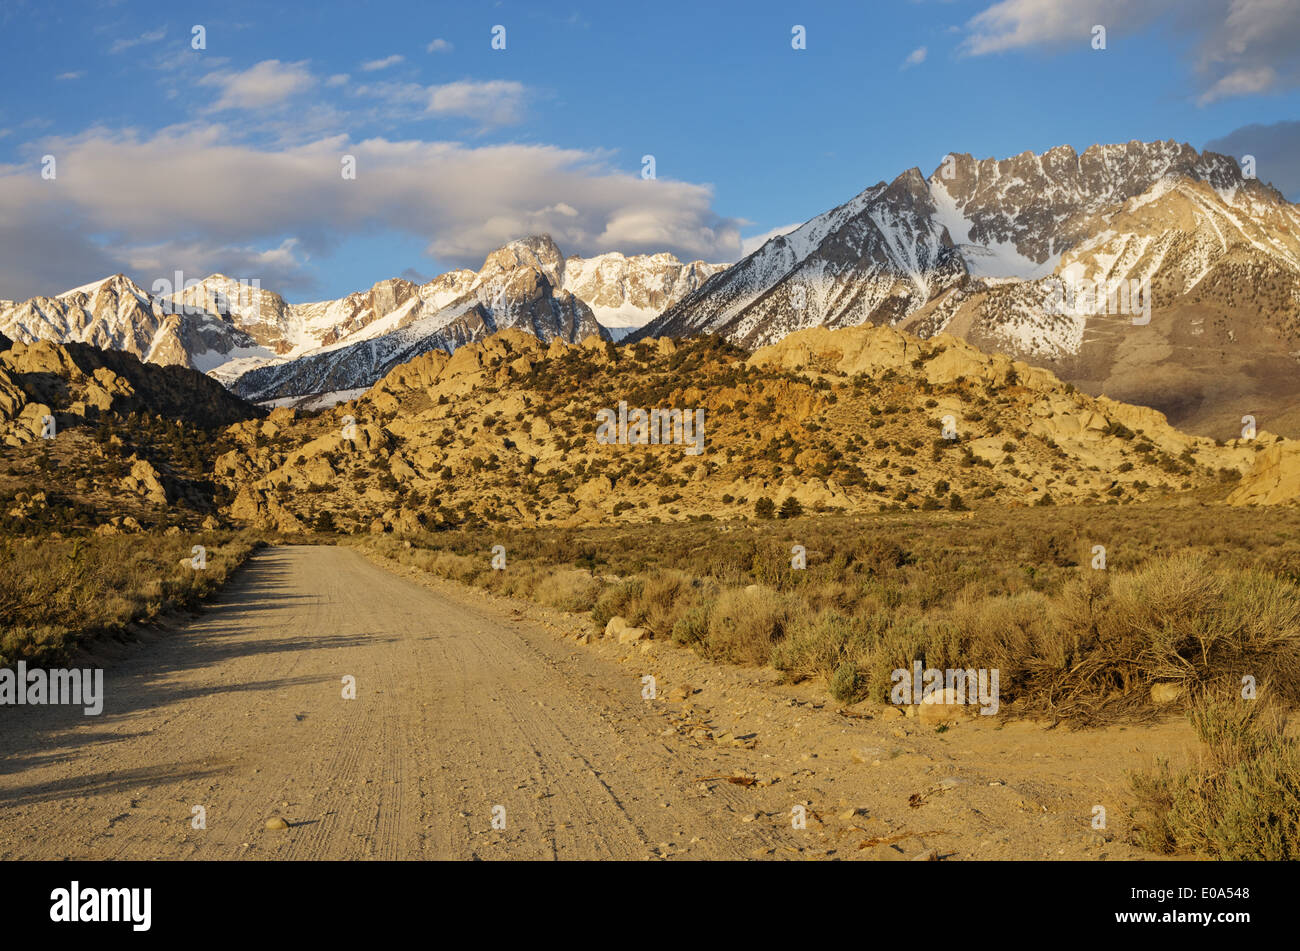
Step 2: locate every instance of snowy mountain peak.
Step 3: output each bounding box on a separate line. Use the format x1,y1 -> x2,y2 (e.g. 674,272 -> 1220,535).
483,234 -> 567,289
637,139 -> 1298,351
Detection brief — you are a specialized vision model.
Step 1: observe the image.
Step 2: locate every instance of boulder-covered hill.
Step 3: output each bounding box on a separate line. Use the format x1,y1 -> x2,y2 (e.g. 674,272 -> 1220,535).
0,336 -> 259,445
0,337 -> 262,535
212,324 -> 1278,535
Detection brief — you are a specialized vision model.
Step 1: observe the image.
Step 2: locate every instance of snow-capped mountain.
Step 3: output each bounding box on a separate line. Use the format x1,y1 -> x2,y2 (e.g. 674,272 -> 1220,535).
0,237 -> 722,402
561,251 -> 725,340
0,274 -> 261,373
634,140 -> 1300,437
230,236 -> 607,402
636,141 -> 1261,346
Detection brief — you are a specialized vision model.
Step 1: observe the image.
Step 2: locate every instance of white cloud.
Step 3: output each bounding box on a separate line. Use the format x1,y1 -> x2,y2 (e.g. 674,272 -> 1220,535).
426,80 -> 528,125
959,0 -> 1300,103
740,223 -> 802,258
902,46 -> 928,68
1198,65 -> 1277,103
426,38 -> 452,53
960,0 -> 1140,55
110,27 -> 166,54
345,79 -> 530,128
122,237 -> 308,291
56,71 -> 85,80
325,73 -> 349,87
360,54 -> 404,71
199,59 -> 317,111
0,126 -> 743,300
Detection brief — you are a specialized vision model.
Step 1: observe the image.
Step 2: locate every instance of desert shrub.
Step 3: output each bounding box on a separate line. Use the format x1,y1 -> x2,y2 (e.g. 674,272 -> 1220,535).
704,586 -> 789,666
671,603 -> 711,648
0,533 -> 260,666
829,662 -> 860,702
772,608 -> 884,694
861,537 -> 912,574
962,555 -> 1300,721
426,550 -> 482,584
858,616 -> 929,703
1092,555 -> 1300,709
591,578 -> 645,628
1131,696 -> 1300,859
1028,528 -> 1079,567
635,569 -> 708,637
534,568 -> 601,613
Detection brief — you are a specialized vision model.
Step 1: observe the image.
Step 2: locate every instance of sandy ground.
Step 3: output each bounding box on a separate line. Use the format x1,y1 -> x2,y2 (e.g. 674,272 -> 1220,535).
0,544 -> 1201,860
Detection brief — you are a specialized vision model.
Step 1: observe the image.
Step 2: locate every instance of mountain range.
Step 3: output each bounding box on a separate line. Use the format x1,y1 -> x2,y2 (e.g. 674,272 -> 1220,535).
0,238 -> 724,405
4,139 -> 1299,439
5,287 -> 1300,537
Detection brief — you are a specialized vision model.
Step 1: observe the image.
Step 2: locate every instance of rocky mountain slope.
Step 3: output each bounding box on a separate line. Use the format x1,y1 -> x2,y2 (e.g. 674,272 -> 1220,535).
210,323 -> 1274,535
634,141 -> 1300,439
228,236 -> 606,403
1,323 -> 1295,538
0,336 -> 260,534
0,239 -> 722,403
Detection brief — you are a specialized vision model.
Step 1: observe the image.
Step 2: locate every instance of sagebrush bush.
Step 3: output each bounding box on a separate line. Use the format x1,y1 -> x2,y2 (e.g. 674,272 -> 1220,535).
534,568 -> 601,613
671,604 -> 711,647
1131,696 -> 1300,859
704,587 -> 788,666
591,579 -> 645,628
829,661 -> 861,702
637,570 -> 703,637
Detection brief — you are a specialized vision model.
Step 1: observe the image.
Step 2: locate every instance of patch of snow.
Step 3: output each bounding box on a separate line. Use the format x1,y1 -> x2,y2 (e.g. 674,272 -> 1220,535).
58,276 -> 114,298
200,344 -> 281,380
587,302 -> 658,334
259,388 -> 368,411
929,179 -> 1059,279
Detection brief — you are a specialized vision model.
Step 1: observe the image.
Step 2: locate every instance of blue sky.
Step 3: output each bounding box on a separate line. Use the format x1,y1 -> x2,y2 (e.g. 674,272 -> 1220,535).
1,0 -> 1298,302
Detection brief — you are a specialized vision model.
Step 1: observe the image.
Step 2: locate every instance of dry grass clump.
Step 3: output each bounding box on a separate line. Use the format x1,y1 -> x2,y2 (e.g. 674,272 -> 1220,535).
0,533 -> 260,666
1130,696 -> 1300,859
532,568 -> 602,613
704,587 -> 791,666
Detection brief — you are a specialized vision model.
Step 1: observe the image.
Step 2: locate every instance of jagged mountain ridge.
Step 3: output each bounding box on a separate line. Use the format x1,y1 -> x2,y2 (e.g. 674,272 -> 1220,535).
230,235 -> 603,402
0,274 -> 261,373
0,238 -> 724,400
562,251 -> 725,339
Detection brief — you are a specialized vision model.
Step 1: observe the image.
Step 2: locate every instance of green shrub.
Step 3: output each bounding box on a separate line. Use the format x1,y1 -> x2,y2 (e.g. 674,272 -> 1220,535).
829,662 -> 860,702
591,578 -> 645,628
1131,697 -> 1300,859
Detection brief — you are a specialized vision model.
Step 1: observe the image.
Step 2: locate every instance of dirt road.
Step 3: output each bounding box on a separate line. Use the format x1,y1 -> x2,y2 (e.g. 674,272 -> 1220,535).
0,544 -> 1199,860
0,545 -> 814,860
